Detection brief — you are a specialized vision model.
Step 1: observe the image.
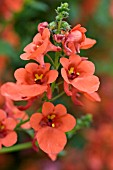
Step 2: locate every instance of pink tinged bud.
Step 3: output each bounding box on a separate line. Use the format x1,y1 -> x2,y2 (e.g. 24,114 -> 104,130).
38,22 -> 48,34
53,34 -> 65,43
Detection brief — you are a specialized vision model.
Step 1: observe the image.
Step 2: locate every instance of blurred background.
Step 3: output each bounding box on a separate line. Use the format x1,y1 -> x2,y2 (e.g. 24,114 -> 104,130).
0,0 -> 113,169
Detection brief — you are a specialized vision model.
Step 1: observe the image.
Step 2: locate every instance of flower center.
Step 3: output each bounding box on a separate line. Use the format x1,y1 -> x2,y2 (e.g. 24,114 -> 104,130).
47,114 -> 56,127
68,67 -> 80,79
0,122 -> 6,138
34,73 -> 43,84
40,114 -> 56,128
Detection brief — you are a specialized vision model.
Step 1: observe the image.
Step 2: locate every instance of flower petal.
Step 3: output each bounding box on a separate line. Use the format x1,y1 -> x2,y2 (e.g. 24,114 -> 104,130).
20,53 -> 30,60
64,81 -> 72,96
84,92 -> 101,102
1,131 -> 17,147
14,68 -> 27,83
72,76 -> 100,93
30,113 -> 43,131
69,54 -> 81,66
36,127 -> 67,154
77,60 -> 95,75
0,109 -> 6,121
81,38 -> 96,49
54,104 -> 67,117
58,114 -> 76,132
60,57 -> 69,69
61,68 -> 70,84
1,83 -> 47,101
3,118 -> 17,130
42,102 -> 54,116
46,70 -> 58,84
48,153 -> 57,161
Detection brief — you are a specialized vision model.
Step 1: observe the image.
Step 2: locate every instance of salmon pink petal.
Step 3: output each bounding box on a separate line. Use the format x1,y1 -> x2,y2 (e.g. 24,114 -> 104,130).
84,92 -> 101,102
14,68 -> 27,83
42,102 -> 54,116
77,60 -> 95,75
42,28 -> 50,39
69,54 -> 81,66
1,131 -> 17,147
24,43 -> 36,53
47,42 -> 61,52
25,62 -> 39,73
54,104 -> 67,116
33,33 -> 42,44
36,127 -> 67,153
58,114 -> 76,132
60,57 -> 69,69
72,76 -> 100,93
64,81 -> 72,96
1,83 -> 47,101
46,70 -> 58,84
0,109 -> 6,121
30,113 -> 43,131
47,85 -> 52,100
3,118 -> 17,130
61,68 -> 70,84
81,38 -> 96,49
48,153 -> 57,161
20,53 -> 30,60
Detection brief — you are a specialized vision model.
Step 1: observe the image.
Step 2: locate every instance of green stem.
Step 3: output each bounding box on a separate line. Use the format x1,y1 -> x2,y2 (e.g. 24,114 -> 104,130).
46,54 -> 55,68
15,118 -> 30,129
56,81 -> 63,86
49,91 -> 65,102
0,142 -> 32,154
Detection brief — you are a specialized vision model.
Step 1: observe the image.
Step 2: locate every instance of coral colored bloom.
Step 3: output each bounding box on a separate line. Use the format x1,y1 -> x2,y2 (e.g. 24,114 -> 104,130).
64,82 -> 101,105
60,54 -> 100,93
63,24 -> 96,55
30,102 -> 76,159
5,98 -> 30,129
20,28 -> 61,66
0,109 -> 17,148
1,63 -> 58,101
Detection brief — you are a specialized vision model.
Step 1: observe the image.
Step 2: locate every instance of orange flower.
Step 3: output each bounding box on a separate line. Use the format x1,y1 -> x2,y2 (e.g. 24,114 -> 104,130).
64,82 -> 101,106
63,24 -> 96,55
20,28 -> 61,66
0,109 -> 17,148
1,63 -> 58,101
30,102 -> 76,160
60,54 -> 100,93
5,98 -> 30,129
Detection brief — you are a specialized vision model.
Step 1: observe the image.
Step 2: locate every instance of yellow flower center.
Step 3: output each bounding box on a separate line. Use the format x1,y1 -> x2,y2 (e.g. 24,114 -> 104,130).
0,123 -> 5,131
34,74 -> 43,81
48,114 -> 56,128
68,67 -> 74,75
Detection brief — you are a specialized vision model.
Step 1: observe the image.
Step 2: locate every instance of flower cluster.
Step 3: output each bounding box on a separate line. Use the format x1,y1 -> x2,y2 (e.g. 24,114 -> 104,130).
0,2 -> 100,161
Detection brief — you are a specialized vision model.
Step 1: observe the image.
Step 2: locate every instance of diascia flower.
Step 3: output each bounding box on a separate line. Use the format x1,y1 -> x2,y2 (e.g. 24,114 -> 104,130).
0,109 -> 17,148
5,98 -> 30,129
64,82 -> 101,106
60,54 -> 100,93
20,28 -> 61,66
1,63 -> 58,101
63,24 -> 96,55
30,102 -> 76,160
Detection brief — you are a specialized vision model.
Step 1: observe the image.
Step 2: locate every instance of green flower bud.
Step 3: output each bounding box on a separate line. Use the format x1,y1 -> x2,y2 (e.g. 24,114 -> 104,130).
49,21 -> 57,30
61,21 -> 71,30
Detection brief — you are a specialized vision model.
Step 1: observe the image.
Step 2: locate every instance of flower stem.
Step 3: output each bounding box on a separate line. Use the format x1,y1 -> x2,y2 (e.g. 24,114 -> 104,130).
46,54 -> 55,68
0,142 -> 32,153
49,91 -> 65,102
